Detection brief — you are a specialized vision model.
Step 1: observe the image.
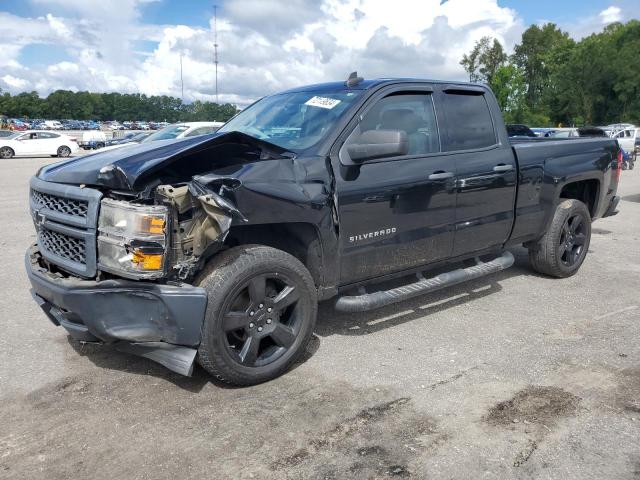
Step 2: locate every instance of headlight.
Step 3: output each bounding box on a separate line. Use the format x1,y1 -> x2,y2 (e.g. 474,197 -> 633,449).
97,198 -> 168,279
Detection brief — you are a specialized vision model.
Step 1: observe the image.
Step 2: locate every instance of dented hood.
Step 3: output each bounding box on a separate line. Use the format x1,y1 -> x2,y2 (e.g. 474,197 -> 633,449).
37,131 -> 292,190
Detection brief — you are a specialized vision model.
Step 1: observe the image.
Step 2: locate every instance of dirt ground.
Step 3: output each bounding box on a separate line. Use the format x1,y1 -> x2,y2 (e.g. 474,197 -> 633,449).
1,156 -> 639,479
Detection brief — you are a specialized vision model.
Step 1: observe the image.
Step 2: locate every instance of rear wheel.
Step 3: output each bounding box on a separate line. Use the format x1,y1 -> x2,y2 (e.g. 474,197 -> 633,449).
57,146 -> 72,157
0,146 -> 14,159
528,199 -> 591,278
196,245 -> 317,386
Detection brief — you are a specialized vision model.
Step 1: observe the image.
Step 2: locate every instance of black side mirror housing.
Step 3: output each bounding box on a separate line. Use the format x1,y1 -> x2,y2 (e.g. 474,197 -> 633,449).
346,129 -> 408,163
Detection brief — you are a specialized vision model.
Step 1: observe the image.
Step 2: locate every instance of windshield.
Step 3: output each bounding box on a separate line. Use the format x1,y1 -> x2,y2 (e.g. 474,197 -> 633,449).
218,90 -> 363,151
142,125 -> 189,142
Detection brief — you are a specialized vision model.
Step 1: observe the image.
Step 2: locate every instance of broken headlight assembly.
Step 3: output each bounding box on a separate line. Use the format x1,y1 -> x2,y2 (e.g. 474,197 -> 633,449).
97,198 -> 169,279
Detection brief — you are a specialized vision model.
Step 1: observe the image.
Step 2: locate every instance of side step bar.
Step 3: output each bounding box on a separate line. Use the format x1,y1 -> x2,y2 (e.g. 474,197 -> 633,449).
335,251 -> 514,313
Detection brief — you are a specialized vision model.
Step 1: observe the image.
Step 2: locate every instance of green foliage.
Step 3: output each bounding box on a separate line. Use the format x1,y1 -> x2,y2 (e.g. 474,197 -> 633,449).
460,36 -> 507,84
0,89 -> 239,123
463,20 -> 640,126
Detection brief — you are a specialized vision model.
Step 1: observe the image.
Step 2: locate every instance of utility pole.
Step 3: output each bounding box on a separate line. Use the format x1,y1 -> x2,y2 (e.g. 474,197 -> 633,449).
180,52 -> 184,101
213,4 -> 219,104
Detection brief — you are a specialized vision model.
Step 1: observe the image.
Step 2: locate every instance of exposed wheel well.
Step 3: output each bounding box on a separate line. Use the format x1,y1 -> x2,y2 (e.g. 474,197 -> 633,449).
225,222 -> 324,287
559,179 -> 599,217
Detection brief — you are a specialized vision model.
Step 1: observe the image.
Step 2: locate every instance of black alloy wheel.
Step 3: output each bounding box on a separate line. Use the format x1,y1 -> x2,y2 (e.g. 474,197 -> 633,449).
222,273 -> 302,367
558,213 -> 587,267
528,198 -> 592,278
197,245 -> 317,386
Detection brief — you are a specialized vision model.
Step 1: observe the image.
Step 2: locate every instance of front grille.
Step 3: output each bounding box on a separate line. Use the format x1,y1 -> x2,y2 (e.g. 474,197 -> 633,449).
39,228 -> 86,264
30,176 -> 102,278
31,190 -> 88,218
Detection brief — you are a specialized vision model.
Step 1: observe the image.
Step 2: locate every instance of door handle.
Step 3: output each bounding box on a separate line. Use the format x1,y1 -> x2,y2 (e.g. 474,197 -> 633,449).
428,171 -> 454,180
493,164 -> 514,172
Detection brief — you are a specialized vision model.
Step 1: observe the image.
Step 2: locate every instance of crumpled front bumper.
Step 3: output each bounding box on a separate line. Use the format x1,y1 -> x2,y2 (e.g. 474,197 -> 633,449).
25,246 -> 208,375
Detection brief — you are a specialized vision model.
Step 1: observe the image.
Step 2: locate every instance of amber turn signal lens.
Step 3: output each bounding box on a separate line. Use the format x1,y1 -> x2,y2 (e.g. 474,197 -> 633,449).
139,215 -> 165,235
132,250 -> 163,270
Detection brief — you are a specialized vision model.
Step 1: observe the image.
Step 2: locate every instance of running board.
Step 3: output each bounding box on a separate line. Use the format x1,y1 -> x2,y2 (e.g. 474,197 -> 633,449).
115,342 -> 197,376
335,251 -> 515,312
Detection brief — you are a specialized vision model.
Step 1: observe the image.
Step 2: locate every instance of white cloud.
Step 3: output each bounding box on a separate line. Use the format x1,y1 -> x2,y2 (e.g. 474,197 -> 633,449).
0,0 -> 631,106
564,4 -> 629,38
599,6 -> 622,23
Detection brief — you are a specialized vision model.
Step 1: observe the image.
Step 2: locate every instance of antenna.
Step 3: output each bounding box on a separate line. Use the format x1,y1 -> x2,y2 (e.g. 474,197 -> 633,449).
345,71 -> 364,87
213,4 -> 219,104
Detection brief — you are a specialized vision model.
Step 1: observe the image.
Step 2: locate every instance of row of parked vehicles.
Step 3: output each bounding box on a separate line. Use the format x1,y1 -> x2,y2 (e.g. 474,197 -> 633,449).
0,121 -> 224,159
1,117 -> 172,132
507,123 -> 638,169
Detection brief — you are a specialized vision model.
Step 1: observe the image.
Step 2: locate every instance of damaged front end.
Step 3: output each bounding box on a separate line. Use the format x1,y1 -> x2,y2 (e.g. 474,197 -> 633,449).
27,131 -> 333,376
155,175 -> 247,281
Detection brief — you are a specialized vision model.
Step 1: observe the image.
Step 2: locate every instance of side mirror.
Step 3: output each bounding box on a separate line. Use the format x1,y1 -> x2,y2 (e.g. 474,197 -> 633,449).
346,129 -> 408,163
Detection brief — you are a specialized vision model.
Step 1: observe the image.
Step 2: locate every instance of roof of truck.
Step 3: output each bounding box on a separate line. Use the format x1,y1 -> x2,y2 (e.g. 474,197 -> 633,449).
280,78 -> 484,94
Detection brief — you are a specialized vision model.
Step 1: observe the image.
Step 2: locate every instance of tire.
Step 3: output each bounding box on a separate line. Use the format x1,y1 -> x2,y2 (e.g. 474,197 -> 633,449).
196,245 -> 317,386
57,146 -> 71,158
0,146 -> 14,159
528,199 -> 591,278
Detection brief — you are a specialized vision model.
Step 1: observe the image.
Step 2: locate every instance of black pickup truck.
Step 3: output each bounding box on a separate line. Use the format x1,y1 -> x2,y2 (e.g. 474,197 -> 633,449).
26,75 -> 622,385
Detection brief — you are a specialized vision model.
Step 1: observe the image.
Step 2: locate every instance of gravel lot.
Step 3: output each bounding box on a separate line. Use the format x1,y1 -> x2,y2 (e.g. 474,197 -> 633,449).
1,154 -> 639,479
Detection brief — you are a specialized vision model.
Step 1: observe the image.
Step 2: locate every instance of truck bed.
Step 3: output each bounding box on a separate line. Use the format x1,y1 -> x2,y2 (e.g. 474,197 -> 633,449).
508,136 -> 619,244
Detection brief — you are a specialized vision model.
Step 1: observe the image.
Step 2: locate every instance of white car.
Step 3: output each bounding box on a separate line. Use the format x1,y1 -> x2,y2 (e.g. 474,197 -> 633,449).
0,131 -> 80,159
141,122 -> 224,143
611,127 -> 638,154
41,120 -> 64,130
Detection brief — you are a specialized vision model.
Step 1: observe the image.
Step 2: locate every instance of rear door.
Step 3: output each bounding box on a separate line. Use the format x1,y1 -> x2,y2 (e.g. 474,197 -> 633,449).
39,132 -> 61,154
435,85 -> 517,257
332,85 -> 457,285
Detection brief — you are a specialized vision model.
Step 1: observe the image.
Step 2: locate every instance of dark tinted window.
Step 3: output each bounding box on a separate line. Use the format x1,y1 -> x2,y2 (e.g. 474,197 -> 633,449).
443,92 -> 496,150
353,93 -> 440,155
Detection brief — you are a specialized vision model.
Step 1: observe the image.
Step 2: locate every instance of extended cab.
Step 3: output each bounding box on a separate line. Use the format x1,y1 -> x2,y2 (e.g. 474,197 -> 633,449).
26,77 -> 622,385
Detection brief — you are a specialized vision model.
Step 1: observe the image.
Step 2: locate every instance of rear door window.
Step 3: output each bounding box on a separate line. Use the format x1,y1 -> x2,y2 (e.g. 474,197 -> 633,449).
441,91 -> 496,151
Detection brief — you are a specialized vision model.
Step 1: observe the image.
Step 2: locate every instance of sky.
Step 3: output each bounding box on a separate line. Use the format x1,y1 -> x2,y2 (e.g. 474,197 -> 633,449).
0,0 -> 637,105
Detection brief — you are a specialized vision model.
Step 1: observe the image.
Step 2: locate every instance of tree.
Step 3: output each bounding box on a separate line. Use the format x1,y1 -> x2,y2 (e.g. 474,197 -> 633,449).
460,37 -> 507,84
511,23 -> 572,112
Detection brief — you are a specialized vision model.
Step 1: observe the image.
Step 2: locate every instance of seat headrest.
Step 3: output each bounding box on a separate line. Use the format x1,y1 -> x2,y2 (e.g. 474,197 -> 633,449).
380,109 -> 421,134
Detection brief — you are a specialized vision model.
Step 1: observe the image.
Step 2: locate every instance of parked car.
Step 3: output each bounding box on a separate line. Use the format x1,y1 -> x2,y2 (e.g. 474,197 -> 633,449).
611,127 -> 638,155
105,132 -> 137,146
99,132 -> 152,151
41,120 -> 64,130
0,130 -> 79,158
79,131 -> 107,150
8,119 -> 29,131
550,127 -> 608,139
506,124 -> 537,138
531,128 -> 557,137
141,121 -> 224,143
26,76 -> 621,385
0,130 -> 14,138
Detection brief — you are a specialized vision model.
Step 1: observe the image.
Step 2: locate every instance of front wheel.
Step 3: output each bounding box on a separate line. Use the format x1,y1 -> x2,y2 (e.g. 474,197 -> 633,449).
528,199 -> 592,278
57,146 -> 71,157
196,245 -> 317,386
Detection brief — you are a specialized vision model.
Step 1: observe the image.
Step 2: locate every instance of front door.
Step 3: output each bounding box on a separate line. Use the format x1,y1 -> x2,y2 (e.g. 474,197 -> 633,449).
332,88 -> 457,285
14,133 -> 42,155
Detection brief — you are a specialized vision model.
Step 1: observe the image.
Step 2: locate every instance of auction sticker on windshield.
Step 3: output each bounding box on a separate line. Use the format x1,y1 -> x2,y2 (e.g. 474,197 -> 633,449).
305,96 -> 341,109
